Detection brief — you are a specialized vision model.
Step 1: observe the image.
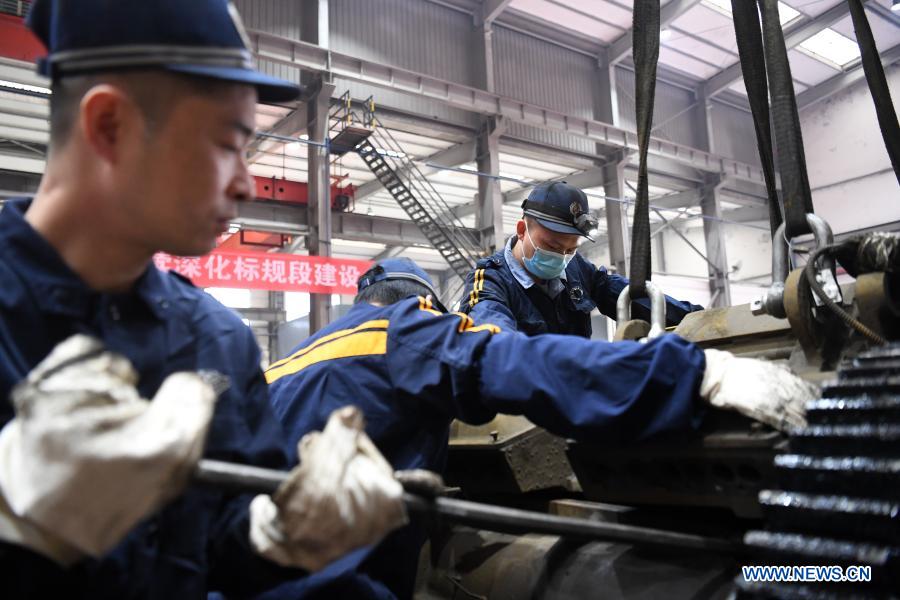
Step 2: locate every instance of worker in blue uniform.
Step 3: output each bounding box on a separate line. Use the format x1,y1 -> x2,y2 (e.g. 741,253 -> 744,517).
264,257 -> 815,600
0,1 -> 405,597
460,182 -> 703,336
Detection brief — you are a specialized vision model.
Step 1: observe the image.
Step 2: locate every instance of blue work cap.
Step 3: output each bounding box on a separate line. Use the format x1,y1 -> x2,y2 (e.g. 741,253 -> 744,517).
26,0 -> 300,103
522,181 -> 597,241
357,258 -> 447,311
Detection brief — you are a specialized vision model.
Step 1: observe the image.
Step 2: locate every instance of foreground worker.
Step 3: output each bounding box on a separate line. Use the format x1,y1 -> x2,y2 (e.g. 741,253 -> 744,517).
0,1 -> 404,597
460,182 -> 703,336
264,257 -> 815,599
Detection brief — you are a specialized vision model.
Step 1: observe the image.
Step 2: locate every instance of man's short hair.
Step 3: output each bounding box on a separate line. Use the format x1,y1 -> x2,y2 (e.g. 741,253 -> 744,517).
49,70 -> 233,149
354,279 -> 434,306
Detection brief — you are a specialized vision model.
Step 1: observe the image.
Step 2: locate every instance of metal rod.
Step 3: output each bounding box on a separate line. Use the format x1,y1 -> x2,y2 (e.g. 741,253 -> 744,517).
195,459 -> 745,556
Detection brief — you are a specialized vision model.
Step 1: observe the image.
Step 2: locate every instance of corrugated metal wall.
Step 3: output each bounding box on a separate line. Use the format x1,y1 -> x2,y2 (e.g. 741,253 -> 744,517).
233,0 -> 303,83
615,67 -> 702,149
493,26 -> 596,155
709,101 -> 761,166
329,0 -> 477,128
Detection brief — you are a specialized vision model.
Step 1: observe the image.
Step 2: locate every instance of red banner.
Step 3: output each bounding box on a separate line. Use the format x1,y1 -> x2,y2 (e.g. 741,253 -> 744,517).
153,251 -> 371,295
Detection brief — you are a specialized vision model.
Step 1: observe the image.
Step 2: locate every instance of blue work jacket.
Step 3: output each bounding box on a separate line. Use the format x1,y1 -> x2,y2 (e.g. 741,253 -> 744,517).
262,296 -> 707,599
0,199 -> 297,599
460,238 -> 703,337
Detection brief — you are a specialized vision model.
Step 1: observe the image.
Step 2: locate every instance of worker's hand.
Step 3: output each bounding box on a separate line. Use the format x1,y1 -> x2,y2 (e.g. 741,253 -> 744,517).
249,406 -> 407,571
0,335 -> 217,564
699,349 -> 816,431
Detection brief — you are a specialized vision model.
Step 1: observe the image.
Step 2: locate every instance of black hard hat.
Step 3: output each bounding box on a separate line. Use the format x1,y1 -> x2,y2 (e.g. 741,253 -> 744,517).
522,181 -> 597,241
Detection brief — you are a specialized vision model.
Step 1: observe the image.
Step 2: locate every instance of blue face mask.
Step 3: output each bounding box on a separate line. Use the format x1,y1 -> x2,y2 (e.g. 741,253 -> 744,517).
522,224 -> 575,280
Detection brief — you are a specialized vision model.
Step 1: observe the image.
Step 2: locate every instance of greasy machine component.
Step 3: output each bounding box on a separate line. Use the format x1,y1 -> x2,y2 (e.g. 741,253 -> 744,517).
737,345 -> 900,598
445,416 -> 580,496
416,527 -> 739,600
751,214 -> 839,320
567,413 -> 782,519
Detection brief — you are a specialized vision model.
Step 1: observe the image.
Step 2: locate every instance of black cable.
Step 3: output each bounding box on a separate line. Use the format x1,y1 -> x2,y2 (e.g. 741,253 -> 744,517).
804,247 -> 887,345
628,0 -> 660,298
846,0 -> 900,186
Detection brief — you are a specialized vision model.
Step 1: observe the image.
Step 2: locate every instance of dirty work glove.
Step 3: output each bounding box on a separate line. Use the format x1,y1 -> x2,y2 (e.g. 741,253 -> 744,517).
700,349 -> 817,431
0,335 -> 217,564
249,406 -> 408,571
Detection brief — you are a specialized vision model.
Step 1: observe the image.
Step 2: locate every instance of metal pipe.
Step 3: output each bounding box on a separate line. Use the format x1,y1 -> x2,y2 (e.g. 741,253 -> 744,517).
194,459 -> 744,555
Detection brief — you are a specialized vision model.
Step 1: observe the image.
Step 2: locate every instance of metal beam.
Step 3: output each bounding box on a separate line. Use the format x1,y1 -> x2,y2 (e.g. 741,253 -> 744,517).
480,0 -> 514,25
476,116 -> 504,251
247,29 -> 767,186
607,0 -> 702,66
703,1 -> 855,97
700,177 -> 731,306
236,201 -> 480,248
0,153 -> 45,174
372,245 -> 407,261
306,79 -> 334,333
798,44 -> 900,111
247,104 -> 308,164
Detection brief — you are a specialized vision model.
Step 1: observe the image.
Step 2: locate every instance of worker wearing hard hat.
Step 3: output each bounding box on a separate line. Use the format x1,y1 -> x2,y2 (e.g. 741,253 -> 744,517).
0,0 -> 405,596
460,182 -> 703,337
262,257 -> 814,599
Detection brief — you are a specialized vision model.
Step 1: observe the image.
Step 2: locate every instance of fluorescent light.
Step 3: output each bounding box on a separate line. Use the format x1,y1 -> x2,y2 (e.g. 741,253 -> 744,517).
799,28 -> 861,67
0,79 -> 51,95
893,0 -> 900,13
660,28 -> 673,41
286,141 -> 303,151
374,148 -> 406,159
702,0 -> 800,25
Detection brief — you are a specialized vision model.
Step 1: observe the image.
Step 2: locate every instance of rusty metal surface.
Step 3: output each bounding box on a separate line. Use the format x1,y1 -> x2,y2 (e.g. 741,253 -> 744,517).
613,319 -> 652,341
446,425 -> 580,495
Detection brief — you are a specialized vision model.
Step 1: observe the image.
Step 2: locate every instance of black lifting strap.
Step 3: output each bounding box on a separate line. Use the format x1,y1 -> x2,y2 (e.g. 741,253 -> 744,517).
730,0 -> 783,239
848,0 -> 900,186
628,0 -> 660,299
759,0 -> 815,239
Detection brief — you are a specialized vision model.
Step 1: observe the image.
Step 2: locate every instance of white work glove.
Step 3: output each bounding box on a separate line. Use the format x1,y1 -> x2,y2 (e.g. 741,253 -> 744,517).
249,406 -> 408,571
0,335 -> 217,564
700,349 -> 817,431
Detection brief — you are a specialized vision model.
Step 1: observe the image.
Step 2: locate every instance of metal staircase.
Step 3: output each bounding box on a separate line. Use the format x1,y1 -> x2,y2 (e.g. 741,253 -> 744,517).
329,94 -> 483,279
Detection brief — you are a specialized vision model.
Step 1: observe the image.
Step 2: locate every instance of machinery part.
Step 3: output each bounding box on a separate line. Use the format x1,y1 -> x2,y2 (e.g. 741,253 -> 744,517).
855,272 -> 900,341
737,345 -> 900,598
805,246 -> 887,346
673,304 -> 795,361
751,214 -> 836,318
567,411 -> 783,519
751,282 -> 787,320
417,528 -> 739,600
194,459 -> 743,554
612,319 -> 652,342
446,416 -> 580,495
616,281 -> 666,341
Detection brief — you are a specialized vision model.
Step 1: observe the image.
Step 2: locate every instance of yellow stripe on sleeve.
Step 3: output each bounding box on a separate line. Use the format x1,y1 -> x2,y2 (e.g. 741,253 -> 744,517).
266,319 -> 389,371
265,330 -> 388,384
468,268 -> 485,308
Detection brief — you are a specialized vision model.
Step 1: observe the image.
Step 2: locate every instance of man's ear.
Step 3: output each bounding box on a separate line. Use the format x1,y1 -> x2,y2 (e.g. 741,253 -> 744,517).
516,218 -> 526,241
78,84 -> 138,164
